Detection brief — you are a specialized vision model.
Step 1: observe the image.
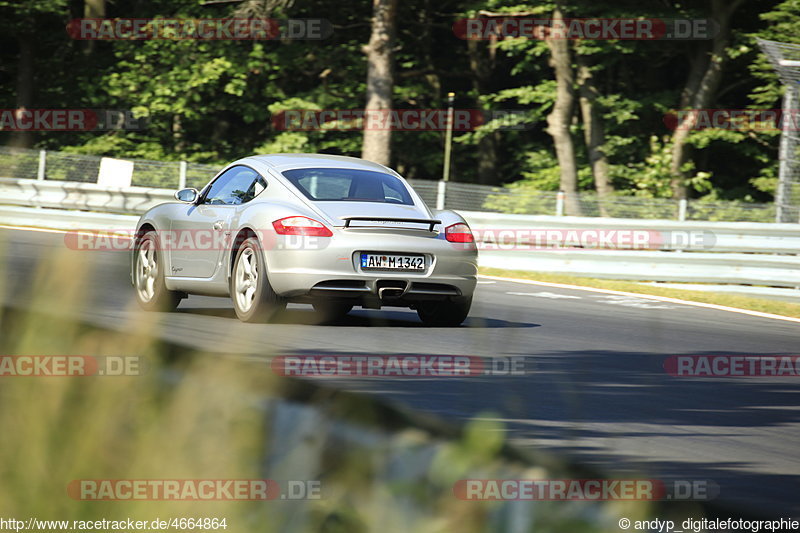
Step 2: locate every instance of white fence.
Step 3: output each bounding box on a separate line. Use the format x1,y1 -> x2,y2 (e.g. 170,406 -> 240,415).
0,146 -> 786,222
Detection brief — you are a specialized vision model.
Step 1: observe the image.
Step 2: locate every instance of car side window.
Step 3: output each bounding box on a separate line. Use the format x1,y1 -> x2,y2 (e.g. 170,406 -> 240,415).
202,166 -> 267,205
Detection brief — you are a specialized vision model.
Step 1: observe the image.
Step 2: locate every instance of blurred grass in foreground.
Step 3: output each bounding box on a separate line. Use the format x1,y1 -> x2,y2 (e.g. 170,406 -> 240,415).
0,245 -> 661,532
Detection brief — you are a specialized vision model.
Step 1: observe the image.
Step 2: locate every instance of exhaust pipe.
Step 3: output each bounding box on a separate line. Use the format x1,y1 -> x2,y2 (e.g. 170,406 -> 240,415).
376,280 -> 409,300
378,287 -> 405,299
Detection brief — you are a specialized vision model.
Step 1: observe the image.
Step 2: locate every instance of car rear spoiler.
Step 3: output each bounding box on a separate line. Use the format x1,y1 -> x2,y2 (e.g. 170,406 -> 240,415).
340,216 -> 442,232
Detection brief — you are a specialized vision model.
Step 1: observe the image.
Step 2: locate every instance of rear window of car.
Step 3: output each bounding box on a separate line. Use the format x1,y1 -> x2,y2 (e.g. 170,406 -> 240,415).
282,168 -> 414,205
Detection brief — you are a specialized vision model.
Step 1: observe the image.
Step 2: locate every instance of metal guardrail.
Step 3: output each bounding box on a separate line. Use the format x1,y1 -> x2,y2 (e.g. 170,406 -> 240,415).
0,177 -> 173,214
461,211 -> 800,290
0,205 -> 138,231
477,250 -> 800,288
458,211 -> 800,254
1,177 -> 799,292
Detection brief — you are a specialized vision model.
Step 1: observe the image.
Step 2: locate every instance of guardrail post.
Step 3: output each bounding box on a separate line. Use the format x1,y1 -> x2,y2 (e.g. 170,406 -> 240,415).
436,180 -> 446,210
178,161 -> 187,190
37,150 -> 46,181
556,191 -> 565,216
678,198 -> 688,222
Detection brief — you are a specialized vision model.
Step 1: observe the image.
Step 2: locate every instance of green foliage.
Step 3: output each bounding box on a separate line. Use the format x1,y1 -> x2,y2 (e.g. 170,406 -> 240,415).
255,132 -> 310,154
430,414 -> 506,485
688,193 -> 776,222
611,136 -> 712,198
0,0 -> 791,209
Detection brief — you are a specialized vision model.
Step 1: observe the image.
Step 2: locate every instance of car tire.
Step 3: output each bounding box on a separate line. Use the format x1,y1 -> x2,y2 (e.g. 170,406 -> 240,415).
312,301 -> 354,323
232,236 -> 286,323
416,297 -> 472,327
133,231 -> 182,312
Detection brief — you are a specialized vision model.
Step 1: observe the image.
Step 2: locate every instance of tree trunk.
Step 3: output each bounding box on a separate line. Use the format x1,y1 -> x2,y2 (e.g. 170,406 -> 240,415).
467,39 -> 499,185
83,0 -> 105,55
172,114 -> 187,154
9,34 -> 35,149
545,5 -> 581,215
212,114 -> 230,145
669,0 -> 745,199
361,0 -> 397,166
84,0 -> 105,17
576,55 -> 613,216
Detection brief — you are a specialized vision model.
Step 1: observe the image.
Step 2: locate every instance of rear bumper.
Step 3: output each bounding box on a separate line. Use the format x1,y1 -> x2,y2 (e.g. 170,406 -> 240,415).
263,228 -> 478,305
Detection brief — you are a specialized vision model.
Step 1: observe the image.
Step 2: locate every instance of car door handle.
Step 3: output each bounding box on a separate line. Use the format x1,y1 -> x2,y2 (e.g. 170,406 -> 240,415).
213,221 -> 224,231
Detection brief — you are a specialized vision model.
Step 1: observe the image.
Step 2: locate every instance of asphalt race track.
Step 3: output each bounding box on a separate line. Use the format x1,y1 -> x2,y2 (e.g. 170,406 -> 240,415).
2,227 -> 800,517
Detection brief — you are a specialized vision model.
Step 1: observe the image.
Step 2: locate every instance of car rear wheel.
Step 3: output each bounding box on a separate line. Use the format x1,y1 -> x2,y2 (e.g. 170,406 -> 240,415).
133,231 -> 182,312
416,297 -> 472,327
232,237 -> 286,323
312,301 -> 354,323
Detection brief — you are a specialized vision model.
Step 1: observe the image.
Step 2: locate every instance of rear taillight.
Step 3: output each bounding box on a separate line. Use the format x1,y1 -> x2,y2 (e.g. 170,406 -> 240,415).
273,216 -> 333,237
445,223 -> 474,243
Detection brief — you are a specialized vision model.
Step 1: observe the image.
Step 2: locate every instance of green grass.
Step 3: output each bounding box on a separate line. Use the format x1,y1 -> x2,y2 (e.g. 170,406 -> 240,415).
480,267 -> 800,319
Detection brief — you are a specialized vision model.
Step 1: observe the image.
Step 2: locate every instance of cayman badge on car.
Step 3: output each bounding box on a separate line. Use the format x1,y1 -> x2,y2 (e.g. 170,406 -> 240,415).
131,154 -> 478,326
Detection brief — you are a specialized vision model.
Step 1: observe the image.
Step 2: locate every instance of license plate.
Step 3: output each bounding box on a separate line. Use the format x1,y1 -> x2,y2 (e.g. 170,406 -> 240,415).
360,253 -> 425,271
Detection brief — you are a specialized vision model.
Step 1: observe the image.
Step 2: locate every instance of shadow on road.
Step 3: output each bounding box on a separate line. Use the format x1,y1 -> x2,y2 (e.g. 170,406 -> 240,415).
324,348 -> 800,517
176,304 -> 540,329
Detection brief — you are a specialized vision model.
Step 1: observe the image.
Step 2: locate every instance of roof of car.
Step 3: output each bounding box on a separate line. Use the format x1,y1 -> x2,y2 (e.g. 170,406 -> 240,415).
243,153 -> 394,173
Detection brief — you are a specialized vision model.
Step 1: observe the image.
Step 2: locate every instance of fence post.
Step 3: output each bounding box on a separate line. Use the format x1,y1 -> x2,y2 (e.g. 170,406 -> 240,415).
556,191 -> 565,216
436,180 -> 446,210
37,150 -> 46,181
178,161 -> 187,190
678,198 -> 688,222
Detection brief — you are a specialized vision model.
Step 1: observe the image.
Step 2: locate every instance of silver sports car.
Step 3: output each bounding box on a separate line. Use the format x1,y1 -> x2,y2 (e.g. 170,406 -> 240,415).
131,154 -> 478,325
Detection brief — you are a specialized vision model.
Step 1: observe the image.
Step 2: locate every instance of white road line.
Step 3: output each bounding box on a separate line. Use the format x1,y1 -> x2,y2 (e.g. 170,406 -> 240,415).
507,291 -> 582,300
0,224 -> 133,241
0,224 -> 134,239
481,274 -> 800,324
594,295 -> 679,309
0,224 -> 72,235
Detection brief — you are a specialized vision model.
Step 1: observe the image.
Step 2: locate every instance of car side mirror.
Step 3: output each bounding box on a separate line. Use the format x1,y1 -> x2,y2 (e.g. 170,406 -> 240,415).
175,188 -> 199,203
